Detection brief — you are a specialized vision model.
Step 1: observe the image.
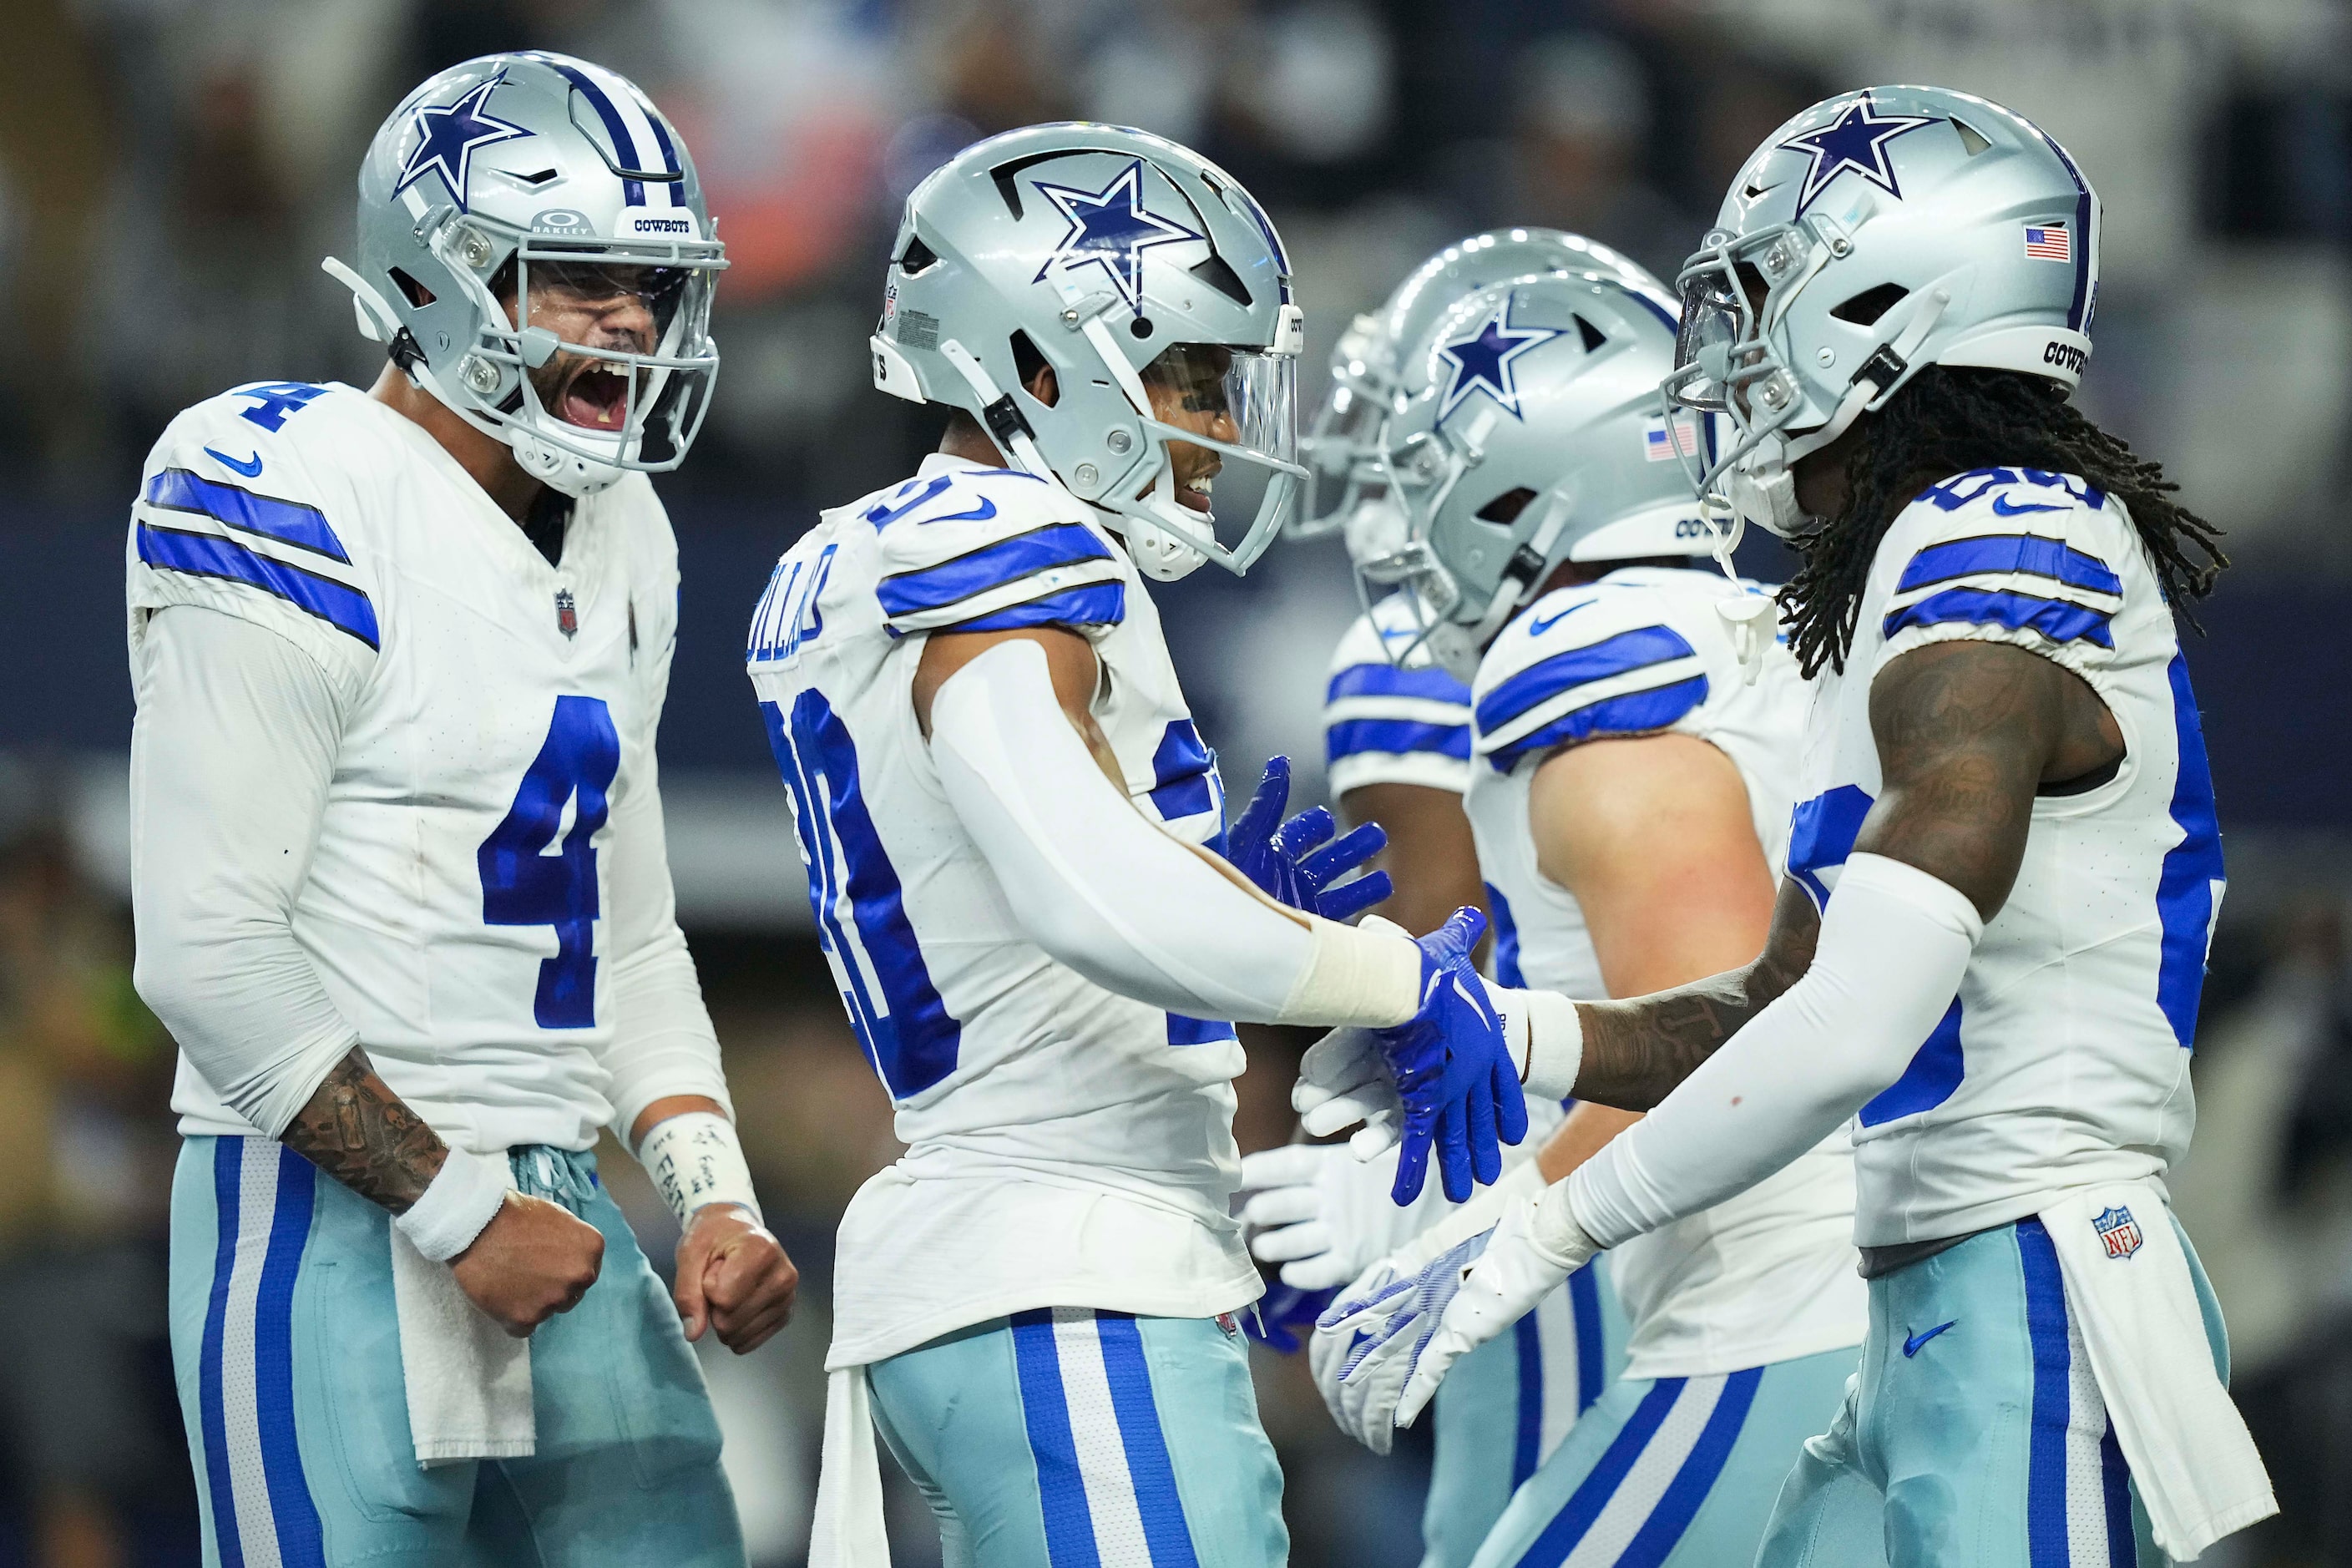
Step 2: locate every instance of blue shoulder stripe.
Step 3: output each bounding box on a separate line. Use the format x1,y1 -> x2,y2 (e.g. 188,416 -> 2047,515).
1474,625 -> 1696,736
929,580 -> 1125,637
1148,718 -> 1218,822
878,524 -> 1115,618
1327,662 -> 1472,706
1327,717 -> 1472,765
1485,676 -> 1707,771
1897,534 -> 2120,597
1883,586 -> 2113,650
146,468 -> 351,563
138,523 -> 379,648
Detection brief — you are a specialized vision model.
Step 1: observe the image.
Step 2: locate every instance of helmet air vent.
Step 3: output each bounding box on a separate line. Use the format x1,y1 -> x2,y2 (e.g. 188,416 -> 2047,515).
1831,283 -> 1909,326
1950,119 -> 1993,157
1474,486 -> 1537,524
389,267 -> 437,308
1189,254 -> 1251,307
1573,315 -> 1606,352
898,235 -> 941,275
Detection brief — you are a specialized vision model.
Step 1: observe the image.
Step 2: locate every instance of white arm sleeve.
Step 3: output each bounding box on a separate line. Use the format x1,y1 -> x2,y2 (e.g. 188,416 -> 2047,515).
129,605 -> 360,1136
600,743 -> 731,1142
928,639 -> 1422,1027
1566,852 -> 1983,1247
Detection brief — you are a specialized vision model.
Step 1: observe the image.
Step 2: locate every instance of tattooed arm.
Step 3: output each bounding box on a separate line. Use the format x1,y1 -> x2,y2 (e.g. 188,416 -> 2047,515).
1560,640 -> 2121,1112
278,1049 -> 448,1211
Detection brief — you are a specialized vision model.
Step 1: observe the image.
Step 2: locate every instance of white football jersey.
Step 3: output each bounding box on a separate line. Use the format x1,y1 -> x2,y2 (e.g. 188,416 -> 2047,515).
129,380 -> 691,1155
1322,594 -> 1474,798
1465,566 -> 1866,1380
744,455 -> 1261,1369
1793,468 -> 2222,1247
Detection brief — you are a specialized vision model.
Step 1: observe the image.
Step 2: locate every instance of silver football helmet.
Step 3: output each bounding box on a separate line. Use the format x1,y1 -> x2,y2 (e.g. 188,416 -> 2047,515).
869,123 -> 1306,580
1296,227 -> 1652,537
1357,266 -> 1719,679
325,53 -> 726,496
1663,85 -> 2100,539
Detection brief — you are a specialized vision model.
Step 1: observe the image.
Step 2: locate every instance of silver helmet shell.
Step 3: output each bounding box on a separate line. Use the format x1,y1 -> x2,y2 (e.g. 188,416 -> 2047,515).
869,122 -> 1307,580
1297,227 -> 1653,536
1360,266 -> 1717,678
326,52 -> 726,497
1662,85 -> 2100,537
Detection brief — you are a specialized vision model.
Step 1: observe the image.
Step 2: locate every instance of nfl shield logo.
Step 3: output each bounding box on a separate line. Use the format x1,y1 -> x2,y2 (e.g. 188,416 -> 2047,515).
554,589 -> 578,640
2092,1205 -> 2143,1261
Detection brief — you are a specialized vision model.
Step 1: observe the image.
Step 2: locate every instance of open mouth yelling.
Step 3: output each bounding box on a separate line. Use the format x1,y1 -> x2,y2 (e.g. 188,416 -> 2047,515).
1177,468 -> 1216,514
559,363 -> 631,431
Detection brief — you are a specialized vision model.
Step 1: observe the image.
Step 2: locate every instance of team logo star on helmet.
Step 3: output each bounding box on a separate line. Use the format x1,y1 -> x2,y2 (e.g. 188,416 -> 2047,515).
1777,94 -> 1938,215
395,73 -> 533,213
1437,296 -> 1565,422
1032,159 -> 1204,315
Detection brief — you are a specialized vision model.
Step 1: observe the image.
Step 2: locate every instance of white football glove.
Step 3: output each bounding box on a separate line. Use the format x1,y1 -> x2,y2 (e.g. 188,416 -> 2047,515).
1308,1159 -> 1550,1450
1237,1141 -> 1453,1291
1393,1181 -> 1598,1429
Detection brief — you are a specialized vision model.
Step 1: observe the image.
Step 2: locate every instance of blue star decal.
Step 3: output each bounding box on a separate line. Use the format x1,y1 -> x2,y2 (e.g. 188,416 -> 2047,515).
1032,159 -> 1203,315
1436,296 -> 1565,422
1777,94 -> 1938,215
395,73 -> 533,213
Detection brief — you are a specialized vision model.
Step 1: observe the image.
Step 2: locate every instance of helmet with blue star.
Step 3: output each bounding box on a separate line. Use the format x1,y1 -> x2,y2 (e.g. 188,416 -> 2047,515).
1662,85 -> 2100,539
1294,228 -> 1653,539
1350,265 -> 1721,679
324,53 -> 726,497
869,123 -> 1308,580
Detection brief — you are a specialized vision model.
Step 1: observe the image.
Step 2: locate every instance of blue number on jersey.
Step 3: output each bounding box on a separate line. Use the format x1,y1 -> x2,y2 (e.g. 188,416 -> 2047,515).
764,690 -> 961,1098
480,695 -> 621,1029
747,543 -> 836,666
233,382 -> 330,432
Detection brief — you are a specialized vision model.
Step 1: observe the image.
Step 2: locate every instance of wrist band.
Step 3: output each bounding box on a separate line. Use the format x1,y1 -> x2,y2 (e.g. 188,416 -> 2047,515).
1277,916 -> 1423,1028
637,1111 -> 764,1226
393,1146 -> 512,1262
1518,989 -> 1584,1099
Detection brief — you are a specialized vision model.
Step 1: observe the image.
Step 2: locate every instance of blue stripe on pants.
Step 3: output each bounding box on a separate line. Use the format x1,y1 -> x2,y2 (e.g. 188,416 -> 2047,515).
2019,1216 -> 2071,1565
1096,1313 -> 1201,1568
1009,1309 -> 1102,1568
2100,1425 -> 2134,1568
1569,1264 -> 1604,1414
258,1148 -> 325,1566
1512,1315 -> 1545,1488
1513,1378 -> 1685,1565
200,1141 -> 246,1568
1617,1368 -> 1763,1568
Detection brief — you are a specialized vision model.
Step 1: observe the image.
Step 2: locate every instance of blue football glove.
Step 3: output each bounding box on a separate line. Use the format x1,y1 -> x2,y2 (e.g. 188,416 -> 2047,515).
1226,756 -> 1393,923
1242,1282 -> 1339,1355
1377,907 -> 1529,1205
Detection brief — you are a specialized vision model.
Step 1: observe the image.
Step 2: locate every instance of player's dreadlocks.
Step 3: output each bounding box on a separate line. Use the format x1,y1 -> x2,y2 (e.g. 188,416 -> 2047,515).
1778,366 -> 2229,677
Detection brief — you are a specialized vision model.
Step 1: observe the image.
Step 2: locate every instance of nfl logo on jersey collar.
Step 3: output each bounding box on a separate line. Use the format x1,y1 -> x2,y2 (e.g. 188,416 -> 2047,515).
555,588 -> 579,639
2091,1204 -> 2142,1261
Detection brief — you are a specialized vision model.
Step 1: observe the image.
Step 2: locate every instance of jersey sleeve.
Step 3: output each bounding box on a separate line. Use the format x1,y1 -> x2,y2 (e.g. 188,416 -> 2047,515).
867,468 -> 1128,640
125,387 -> 382,703
1872,468 -> 2129,685
1323,603 -> 1474,797
1470,585 -> 1712,773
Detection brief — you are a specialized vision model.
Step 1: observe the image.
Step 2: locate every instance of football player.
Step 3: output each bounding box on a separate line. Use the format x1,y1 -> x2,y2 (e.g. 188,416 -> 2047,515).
1240,230 -> 1651,1568
128,54 -> 793,1566
1312,87 -> 2276,1566
754,124 -> 1516,1568
1305,265 -> 1870,1566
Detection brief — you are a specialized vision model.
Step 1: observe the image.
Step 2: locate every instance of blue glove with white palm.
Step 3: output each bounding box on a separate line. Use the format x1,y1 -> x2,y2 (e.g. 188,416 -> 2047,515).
1224,755 -> 1393,923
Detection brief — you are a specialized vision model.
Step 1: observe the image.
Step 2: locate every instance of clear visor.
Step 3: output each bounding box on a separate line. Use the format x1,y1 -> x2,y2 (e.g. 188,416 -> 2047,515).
1659,225 -> 1822,508
1297,325 -> 1399,534
446,224 -> 727,474
1115,341 -> 1305,575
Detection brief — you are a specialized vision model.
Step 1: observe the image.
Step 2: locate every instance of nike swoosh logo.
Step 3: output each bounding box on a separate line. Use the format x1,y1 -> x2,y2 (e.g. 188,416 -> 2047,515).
204,446 -> 264,478
923,496 -> 997,524
1990,496 -> 2063,516
1903,1320 -> 1957,1357
1526,600 -> 1598,637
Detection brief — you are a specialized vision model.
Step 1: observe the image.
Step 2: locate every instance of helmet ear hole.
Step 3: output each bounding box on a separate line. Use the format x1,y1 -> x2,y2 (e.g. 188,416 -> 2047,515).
1474,486 -> 1538,524
1009,331 -> 1057,407
389,267 -> 436,308
898,235 -> 940,275
1831,283 -> 1909,326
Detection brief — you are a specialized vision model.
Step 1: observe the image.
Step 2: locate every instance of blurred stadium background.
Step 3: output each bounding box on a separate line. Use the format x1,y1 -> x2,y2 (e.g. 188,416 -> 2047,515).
1,0 -> 2349,1563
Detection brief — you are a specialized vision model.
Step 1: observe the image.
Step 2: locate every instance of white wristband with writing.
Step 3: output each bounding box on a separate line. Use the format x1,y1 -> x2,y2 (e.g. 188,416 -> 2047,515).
637,1111 -> 764,1226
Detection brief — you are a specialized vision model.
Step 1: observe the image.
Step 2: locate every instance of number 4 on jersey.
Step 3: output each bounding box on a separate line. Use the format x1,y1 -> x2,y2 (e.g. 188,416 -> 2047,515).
481,695 -> 620,1029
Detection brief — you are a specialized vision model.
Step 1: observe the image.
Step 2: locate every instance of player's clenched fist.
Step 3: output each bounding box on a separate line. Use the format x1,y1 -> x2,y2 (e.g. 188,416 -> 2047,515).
674,1206 -> 799,1354
452,1192 -> 606,1337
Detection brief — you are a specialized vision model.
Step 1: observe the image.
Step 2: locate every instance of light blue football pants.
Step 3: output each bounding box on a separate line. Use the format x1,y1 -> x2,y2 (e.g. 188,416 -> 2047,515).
1424,1256 -> 1629,1568
168,1136 -> 743,1567
1757,1216 -> 2228,1568
867,1307 -> 1287,1568
1465,1342 -> 1862,1568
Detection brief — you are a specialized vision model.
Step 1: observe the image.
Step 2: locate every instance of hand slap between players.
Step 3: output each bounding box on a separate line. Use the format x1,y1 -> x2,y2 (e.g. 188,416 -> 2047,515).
1226,755 -> 1393,922
674,1205 -> 799,1354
